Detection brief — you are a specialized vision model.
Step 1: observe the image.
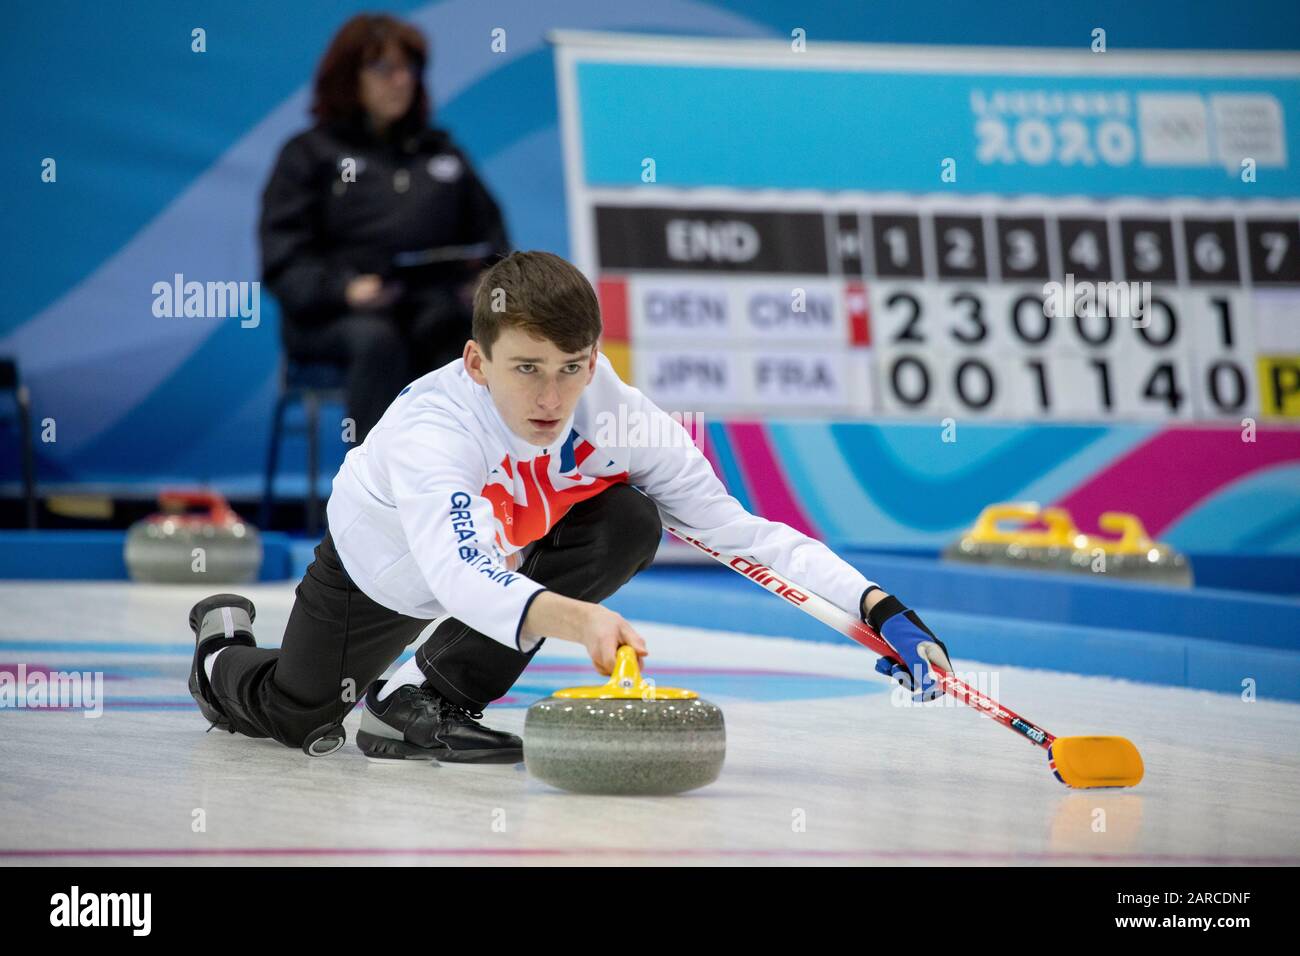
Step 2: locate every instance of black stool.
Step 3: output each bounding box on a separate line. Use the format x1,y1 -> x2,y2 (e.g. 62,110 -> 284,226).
0,357 -> 37,529
261,358 -> 347,535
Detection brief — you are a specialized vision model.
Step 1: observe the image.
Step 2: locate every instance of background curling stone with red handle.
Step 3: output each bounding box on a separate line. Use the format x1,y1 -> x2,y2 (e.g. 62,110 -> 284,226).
124,490 -> 262,584
524,646 -> 725,795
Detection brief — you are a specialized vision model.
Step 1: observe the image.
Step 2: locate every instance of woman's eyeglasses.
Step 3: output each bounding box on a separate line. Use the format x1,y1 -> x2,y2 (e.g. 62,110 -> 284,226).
364,60 -> 415,79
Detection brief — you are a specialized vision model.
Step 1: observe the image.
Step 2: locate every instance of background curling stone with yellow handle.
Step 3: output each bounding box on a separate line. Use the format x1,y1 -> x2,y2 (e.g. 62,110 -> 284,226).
524,646 -> 725,795
943,502 -> 1076,573
945,502 -> 1191,587
1062,511 -> 1192,587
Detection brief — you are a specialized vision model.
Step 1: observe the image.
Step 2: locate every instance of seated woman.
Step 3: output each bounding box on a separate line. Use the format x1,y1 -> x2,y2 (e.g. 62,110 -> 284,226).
259,12 -> 509,441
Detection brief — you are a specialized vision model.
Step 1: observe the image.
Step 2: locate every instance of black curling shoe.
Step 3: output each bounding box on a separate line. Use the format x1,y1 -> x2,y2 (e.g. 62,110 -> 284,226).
357,680 -> 523,764
187,593 -> 257,732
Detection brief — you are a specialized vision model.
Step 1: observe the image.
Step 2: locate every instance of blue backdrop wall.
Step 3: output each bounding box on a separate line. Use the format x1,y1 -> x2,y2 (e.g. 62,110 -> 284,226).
2,0 -> 1298,492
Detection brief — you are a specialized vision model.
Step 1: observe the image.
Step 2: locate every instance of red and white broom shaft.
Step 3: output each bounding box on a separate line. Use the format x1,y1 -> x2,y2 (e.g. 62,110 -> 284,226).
664,526 -> 1059,752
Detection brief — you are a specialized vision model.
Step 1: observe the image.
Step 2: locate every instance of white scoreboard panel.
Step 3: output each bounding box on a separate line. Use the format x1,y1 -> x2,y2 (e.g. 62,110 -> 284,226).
554,34 -> 1300,423
626,272 -> 871,413
590,196 -> 1300,421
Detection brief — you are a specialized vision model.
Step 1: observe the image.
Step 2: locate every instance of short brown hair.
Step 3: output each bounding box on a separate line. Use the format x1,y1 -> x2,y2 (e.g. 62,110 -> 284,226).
472,252 -> 603,360
311,14 -> 431,131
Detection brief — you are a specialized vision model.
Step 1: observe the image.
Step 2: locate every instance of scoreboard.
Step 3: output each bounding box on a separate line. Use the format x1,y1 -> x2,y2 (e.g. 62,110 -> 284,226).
591,197 -> 1300,421
553,33 -> 1300,422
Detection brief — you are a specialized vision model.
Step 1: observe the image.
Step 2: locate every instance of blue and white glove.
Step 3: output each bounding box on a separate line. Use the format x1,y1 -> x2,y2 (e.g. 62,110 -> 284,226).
863,591 -> 954,702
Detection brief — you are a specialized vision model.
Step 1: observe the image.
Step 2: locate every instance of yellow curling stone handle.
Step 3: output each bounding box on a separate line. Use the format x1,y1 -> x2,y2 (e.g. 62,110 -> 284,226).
1076,511 -> 1167,556
552,645 -> 698,700
969,503 -> 1077,548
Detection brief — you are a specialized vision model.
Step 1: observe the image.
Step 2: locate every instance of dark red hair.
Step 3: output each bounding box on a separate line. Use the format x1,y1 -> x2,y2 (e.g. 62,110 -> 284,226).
311,13 -> 431,130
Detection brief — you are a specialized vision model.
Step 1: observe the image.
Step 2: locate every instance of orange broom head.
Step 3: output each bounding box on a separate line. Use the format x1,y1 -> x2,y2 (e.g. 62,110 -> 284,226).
1049,736 -> 1144,789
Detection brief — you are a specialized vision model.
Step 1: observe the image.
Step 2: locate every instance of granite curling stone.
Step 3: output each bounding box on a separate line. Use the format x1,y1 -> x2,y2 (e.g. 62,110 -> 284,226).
944,503 -> 1192,587
524,646 -> 725,795
125,490 -> 262,584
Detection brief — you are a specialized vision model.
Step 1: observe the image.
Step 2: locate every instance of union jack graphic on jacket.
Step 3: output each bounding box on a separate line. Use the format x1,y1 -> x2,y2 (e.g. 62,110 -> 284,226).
480,427 -> 629,551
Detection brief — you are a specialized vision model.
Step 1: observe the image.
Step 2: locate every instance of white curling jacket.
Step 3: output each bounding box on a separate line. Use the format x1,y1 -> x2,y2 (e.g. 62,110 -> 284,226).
326,352 -> 877,651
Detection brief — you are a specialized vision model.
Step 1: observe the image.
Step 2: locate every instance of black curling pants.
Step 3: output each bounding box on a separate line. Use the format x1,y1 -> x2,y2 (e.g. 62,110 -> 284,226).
206,482 -> 663,748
